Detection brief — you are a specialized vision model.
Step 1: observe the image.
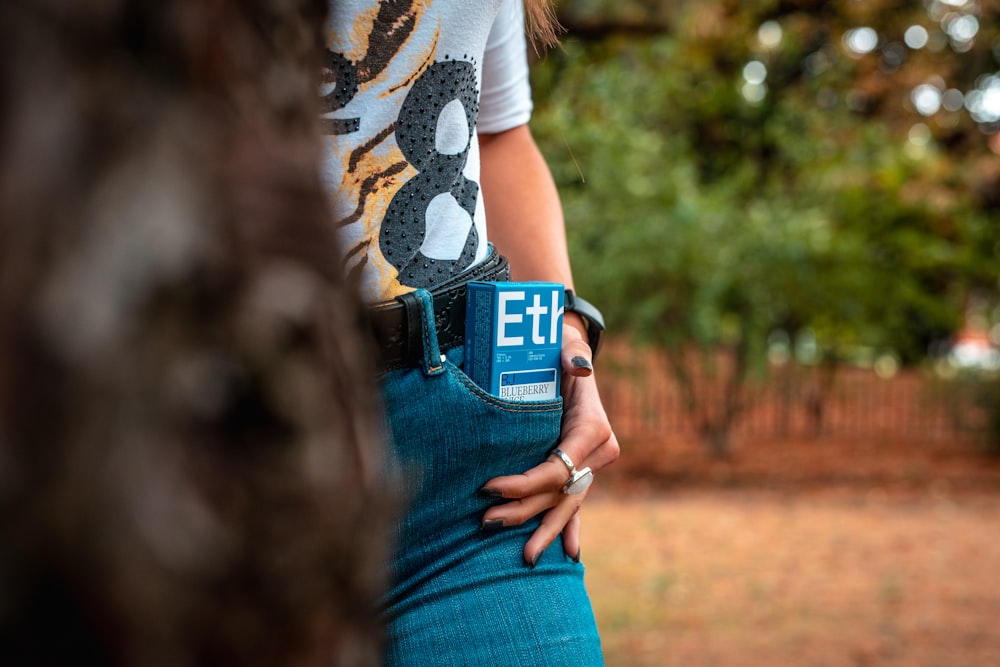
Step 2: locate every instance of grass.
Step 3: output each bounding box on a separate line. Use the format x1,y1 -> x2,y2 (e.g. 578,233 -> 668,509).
583,481 -> 1000,666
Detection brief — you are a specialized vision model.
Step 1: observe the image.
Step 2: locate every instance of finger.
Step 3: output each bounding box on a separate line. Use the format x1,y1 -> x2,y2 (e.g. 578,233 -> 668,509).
479,454 -> 571,499
558,376 -> 621,473
481,489 -> 561,528
560,317 -> 593,378
478,427 -> 616,501
561,336 -> 593,378
561,511 -> 582,561
523,491 -> 586,567
557,425 -> 619,475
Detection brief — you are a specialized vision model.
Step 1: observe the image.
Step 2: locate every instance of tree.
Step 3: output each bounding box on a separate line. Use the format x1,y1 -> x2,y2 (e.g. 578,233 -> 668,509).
0,1 -> 391,663
530,0 -> 1000,455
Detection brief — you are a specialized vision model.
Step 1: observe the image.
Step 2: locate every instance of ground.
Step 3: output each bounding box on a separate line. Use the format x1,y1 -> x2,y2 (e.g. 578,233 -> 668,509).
585,436 -> 1000,666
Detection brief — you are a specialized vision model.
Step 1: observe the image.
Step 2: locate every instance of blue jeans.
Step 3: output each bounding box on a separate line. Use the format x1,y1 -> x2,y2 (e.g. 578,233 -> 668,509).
379,288 -> 604,666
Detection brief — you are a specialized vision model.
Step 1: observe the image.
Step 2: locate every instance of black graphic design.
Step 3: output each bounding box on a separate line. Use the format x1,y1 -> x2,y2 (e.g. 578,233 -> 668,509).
321,50 -> 360,135
379,59 -> 480,287
321,1 -> 419,137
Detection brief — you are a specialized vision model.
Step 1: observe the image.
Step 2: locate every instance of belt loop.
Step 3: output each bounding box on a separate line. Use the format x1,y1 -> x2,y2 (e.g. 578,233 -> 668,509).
397,289 -> 444,376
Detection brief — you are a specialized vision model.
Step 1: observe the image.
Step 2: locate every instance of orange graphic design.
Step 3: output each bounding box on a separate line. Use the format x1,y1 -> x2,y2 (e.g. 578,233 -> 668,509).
323,1 -> 441,301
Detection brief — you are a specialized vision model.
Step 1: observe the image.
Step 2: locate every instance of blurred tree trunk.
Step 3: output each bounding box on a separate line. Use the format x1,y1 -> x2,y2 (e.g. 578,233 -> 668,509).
666,336 -> 753,459
805,354 -> 840,438
0,1 -> 391,665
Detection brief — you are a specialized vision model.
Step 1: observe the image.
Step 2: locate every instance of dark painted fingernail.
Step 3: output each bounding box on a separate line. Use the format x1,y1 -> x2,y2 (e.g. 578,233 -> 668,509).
571,356 -> 593,372
478,487 -> 504,498
529,551 -> 542,568
572,548 -> 581,564
481,519 -> 504,531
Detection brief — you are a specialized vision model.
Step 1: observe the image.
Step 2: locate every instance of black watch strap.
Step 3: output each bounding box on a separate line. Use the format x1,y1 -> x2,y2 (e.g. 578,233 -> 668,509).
564,289 -> 606,360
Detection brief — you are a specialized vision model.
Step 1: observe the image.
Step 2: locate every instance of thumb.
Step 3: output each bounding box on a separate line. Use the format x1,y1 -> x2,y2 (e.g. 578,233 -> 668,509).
561,319 -> 593,378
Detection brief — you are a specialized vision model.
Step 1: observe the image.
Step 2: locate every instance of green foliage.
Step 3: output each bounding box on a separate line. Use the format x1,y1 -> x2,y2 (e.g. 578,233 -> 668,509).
531,2 -> 1000,452
532,4 -> 1000,365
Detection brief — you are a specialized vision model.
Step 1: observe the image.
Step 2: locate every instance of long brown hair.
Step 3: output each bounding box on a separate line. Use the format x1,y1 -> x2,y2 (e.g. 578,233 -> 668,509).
523,0 -> 562,49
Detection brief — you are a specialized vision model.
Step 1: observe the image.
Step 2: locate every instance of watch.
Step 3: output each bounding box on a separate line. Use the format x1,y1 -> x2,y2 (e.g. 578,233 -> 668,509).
564,289 -> 606,360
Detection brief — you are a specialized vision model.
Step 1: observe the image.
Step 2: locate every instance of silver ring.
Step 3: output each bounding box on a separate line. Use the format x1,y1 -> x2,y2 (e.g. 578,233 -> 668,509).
551,448 -> 594,495
552,448 -> 577,476
565,467 -> 594,495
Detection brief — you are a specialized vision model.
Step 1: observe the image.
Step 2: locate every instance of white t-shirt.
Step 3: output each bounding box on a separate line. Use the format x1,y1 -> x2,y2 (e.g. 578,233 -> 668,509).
321,0 -> 533,303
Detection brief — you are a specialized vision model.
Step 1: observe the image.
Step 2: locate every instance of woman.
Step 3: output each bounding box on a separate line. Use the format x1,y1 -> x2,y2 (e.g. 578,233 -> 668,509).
321,1 -> 620,663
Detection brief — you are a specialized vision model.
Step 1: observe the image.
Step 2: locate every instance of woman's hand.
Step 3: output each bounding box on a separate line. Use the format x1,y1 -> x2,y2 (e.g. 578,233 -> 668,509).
479,316 -> 619,566
478,124 -> 618,564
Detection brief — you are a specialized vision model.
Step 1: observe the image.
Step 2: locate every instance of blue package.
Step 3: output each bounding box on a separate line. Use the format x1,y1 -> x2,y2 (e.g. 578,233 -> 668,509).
465,281 -> 564,401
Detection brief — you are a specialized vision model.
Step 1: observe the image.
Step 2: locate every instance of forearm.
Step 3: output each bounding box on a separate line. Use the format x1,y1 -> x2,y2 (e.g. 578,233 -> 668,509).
478,124 -> 574,289
478,124 -> 589,337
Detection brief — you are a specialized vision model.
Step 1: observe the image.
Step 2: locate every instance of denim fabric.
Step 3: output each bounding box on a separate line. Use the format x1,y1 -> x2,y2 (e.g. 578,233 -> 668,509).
379,288 -> 604,666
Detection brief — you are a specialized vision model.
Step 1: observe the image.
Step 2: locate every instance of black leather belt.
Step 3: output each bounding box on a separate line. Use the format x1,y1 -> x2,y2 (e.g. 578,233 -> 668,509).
368,252 -> 510,372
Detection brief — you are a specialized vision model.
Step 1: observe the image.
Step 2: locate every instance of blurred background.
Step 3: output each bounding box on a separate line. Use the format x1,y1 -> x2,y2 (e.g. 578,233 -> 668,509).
529,0 -> 1000,664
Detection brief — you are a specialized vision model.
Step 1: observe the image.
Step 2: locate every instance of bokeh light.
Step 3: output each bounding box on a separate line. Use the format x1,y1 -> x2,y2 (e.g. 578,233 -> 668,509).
844,27 -> 879,55
942,88 -> 965,112
758,21 -> 783,50
742,60 -> 767,85
742,82 -> 767,104
908,122 -> 932,146
912,83 -> 943,115
905,123 -> 932,159
944,13 -> 979,42
966,74 -> 1000,123
904,25 -> 929,49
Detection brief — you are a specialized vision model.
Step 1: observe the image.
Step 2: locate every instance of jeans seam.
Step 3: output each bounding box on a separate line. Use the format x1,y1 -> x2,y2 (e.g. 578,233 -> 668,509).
416,288 -> 443,374
446,361 -> 562,414
423,317 -> 443,373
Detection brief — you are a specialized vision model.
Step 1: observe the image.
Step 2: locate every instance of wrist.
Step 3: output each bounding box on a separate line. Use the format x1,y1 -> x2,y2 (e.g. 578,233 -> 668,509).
563,290 -> 606,360
563,311 -> 589,343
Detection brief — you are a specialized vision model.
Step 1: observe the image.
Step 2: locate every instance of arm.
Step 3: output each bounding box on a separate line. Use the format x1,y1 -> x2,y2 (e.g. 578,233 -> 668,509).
477,124 -> 620,565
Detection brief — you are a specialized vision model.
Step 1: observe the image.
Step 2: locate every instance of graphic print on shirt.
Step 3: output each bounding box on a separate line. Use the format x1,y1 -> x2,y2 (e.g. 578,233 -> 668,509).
321,1 -> 488,301
379,59 -> 479,287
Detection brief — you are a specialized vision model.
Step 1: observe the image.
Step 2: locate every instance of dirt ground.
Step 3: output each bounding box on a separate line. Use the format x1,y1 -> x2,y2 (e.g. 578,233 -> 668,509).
584,436 -> 1000,667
